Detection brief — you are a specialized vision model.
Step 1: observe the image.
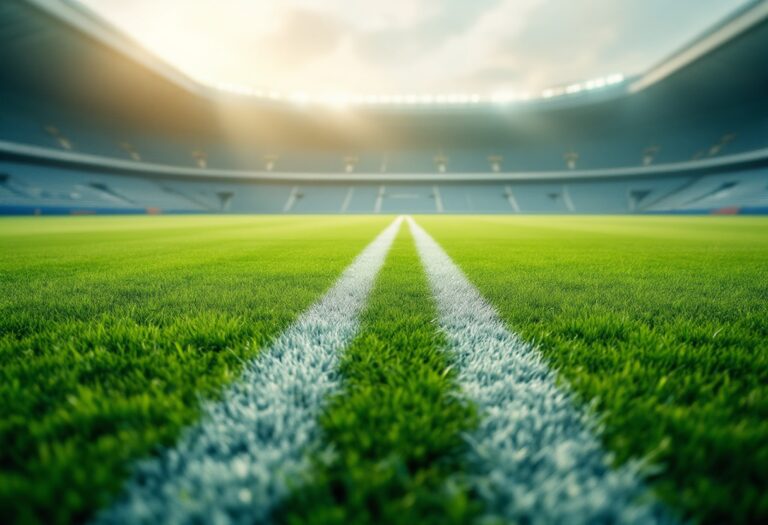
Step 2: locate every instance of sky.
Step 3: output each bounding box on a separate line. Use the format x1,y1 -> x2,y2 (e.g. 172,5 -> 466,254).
78,0 -> 751,96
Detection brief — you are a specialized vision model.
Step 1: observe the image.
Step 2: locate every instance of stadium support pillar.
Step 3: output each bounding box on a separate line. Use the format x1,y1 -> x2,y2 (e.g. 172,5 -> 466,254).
504,185 -> 520,213
374,185 -> 385,214
283,186 -> 300,213
340,187 -> 354,213
562,185 -> 575,212
433,185 -> 444,213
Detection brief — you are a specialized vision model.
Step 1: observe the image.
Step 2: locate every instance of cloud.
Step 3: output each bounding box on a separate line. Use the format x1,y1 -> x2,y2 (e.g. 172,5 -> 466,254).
393,0 -> 749,92
352,0 -> 501,67
288,0 -> 440,30
79,0 -> 751,94
255,9 -> 348,71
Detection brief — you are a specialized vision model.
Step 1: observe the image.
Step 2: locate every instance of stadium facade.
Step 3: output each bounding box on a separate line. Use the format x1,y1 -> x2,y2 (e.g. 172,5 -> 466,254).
1,0 -> 767,215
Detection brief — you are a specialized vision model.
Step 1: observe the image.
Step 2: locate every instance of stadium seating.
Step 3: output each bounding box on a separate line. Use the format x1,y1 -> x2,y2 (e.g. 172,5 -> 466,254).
2,157 -> 766,215
3,106 -> 767,174
1,0 -> 767,215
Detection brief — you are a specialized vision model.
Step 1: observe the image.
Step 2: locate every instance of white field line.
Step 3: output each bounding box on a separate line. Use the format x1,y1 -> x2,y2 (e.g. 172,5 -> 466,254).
407,217 -> 670,524
94,217 -> 403,525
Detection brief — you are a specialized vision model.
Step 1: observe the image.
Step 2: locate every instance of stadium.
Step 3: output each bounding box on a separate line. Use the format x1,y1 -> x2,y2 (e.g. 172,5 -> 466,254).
0,0 -> 766,524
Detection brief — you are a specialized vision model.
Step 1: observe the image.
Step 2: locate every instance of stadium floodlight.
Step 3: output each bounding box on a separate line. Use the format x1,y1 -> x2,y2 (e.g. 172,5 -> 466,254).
290,92 -> 310,106
211,74 -> 624,106
217,82 -> 254,96
491,91 -> 514,104
329,93 -> 350,108
566,83 -> 583,94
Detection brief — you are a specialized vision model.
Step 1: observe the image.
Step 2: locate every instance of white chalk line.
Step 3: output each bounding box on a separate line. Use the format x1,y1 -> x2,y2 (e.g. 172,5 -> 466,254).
408,217 -> 672,524
94,217 -> 403,525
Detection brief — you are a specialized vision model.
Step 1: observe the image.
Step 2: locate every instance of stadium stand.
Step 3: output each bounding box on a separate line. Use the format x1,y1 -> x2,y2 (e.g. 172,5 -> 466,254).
0,0 -> 767,214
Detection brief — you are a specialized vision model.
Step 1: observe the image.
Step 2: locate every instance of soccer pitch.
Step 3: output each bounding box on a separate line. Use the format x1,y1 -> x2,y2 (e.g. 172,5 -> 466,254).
1,215 -> 766,524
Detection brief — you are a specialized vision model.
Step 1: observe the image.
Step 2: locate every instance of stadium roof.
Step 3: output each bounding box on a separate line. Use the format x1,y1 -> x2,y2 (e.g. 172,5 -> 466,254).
74,0 -> 749,99
2,0 -> 766,112
2,0 -> 768,182
0,0 -> 767,144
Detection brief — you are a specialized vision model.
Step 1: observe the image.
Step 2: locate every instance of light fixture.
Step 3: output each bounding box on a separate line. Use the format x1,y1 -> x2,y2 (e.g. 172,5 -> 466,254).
211,72 -> 624,106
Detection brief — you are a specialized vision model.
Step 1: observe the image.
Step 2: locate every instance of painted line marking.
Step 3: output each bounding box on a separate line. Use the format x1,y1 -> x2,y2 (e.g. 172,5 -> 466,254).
407,217 -> 670,524
95,217 -> 403,525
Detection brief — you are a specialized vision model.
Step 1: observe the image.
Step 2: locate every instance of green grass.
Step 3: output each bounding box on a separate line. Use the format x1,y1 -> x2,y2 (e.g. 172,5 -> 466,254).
2,214 -> 767,525
278,225 -> 480,525
417,215 -> 768,524
0,215 -> 390,525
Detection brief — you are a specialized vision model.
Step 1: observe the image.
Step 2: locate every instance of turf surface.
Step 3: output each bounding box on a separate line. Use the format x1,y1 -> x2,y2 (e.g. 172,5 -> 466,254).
1,215 -> 766,525
279,225 -> 480,525
0,216 -> 390,525
418,215 -> 768,524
